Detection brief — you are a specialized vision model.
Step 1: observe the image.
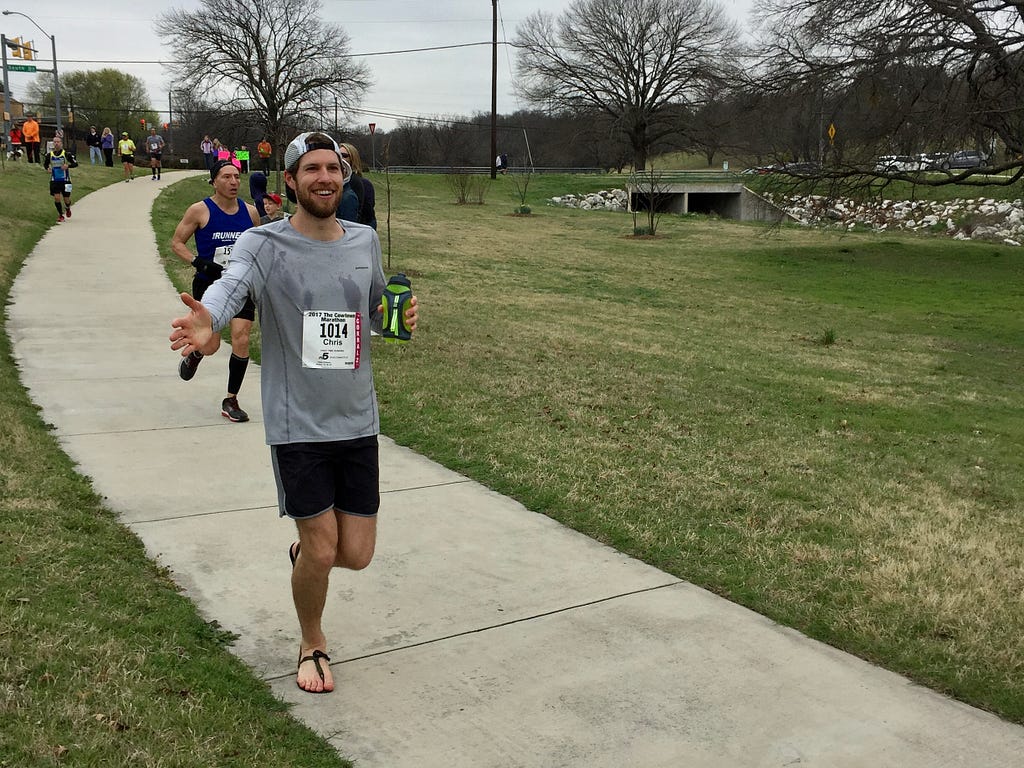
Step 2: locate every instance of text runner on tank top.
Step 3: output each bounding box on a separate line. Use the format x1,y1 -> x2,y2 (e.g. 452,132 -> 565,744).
194,197 -> 253,282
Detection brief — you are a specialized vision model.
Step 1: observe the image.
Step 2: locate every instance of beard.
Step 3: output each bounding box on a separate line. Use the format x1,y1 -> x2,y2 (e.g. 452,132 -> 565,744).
295,183 -> 341,219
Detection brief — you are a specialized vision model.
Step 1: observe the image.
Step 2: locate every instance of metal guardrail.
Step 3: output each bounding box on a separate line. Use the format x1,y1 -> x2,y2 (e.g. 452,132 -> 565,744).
381,166 -> 605,175
638,170 -> 746,183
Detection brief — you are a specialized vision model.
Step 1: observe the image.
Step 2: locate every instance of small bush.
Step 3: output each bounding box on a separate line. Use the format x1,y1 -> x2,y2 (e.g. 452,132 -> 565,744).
446,172 -> 488,205
816,328 -> 837,346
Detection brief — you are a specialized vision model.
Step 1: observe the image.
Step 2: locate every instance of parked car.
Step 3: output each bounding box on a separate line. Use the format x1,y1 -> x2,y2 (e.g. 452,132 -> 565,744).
944,150 -> 989,170
875,155 -> 924,172
918,151 -> 951,170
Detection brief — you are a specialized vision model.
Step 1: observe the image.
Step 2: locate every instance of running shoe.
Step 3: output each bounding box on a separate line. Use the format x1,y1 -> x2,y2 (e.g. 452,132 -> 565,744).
178,352 -> 202,381
57,214 -> 64,223
65,207 -> 71,218
221,396 -> 249,423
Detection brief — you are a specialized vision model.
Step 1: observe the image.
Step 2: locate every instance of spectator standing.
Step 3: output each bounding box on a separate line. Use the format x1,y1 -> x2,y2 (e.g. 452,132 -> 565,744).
340,142 -> 377,230
332,151 -> 359,222
118,131 -> 136,182
8,123 -> 23,160
86,126 -> 102,164
257,137 -> 272,173
169,130 -> 418,694
22,115 -> 40,163
101,128 -> 115,166
201,134 -> 215,170
43,135 -> 75,223
171,159 -> 261,423
249,171 -> 268,218
146,127 -> 165,180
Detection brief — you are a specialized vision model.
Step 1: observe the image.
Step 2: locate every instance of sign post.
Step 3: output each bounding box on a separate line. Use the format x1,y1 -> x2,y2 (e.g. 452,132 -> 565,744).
369,122 -> 376,171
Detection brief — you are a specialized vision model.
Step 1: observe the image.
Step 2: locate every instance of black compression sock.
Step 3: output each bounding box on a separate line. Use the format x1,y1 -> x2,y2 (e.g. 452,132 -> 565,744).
227,353 -> 249,396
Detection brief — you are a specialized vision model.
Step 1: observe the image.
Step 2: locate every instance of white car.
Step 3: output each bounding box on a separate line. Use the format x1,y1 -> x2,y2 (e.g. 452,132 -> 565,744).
875,155 -> 924,172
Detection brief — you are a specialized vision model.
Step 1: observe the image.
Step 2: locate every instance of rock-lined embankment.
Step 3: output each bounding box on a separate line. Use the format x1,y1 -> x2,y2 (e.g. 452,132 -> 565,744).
549,190 -> 1024,246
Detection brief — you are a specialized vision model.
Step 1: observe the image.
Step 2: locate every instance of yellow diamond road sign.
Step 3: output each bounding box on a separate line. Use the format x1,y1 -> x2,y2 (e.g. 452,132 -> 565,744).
827,123 -> 837,141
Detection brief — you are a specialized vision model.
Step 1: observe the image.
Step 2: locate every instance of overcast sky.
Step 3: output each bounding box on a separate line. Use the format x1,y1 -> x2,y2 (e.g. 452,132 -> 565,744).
2,0 -> 756,132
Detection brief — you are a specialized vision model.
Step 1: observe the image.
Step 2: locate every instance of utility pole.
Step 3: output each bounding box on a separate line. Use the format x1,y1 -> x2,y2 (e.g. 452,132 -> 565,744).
490,0 -> 497,180
2,35 -> 13,149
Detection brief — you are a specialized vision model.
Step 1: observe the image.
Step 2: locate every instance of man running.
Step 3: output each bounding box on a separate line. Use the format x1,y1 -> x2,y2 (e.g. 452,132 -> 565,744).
169,131 -> 418,694
118,132 -> 136,182
146,126 -> 165,181
42,135 -> 74,223
171,159 -> 260,422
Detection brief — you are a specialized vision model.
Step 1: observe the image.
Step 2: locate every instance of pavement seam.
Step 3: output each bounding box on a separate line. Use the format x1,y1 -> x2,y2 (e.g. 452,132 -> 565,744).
261,579 -> 686,683
128,504 -> 280,525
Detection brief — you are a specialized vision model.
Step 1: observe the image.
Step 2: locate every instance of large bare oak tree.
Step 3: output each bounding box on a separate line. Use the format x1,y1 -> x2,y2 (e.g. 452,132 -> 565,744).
514,0 -> 740,171
156,0 -> 370,173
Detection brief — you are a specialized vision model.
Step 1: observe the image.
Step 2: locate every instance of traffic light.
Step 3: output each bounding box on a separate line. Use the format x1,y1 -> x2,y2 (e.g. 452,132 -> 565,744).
140,118 -> 146,129
22,40 -> 33,60
162,123 -> 168,131
10,37 -> 22,58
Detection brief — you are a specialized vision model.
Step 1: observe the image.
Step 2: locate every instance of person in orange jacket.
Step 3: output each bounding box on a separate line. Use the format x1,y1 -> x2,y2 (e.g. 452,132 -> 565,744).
257,137 -> 272,173
22,115 -> 40,164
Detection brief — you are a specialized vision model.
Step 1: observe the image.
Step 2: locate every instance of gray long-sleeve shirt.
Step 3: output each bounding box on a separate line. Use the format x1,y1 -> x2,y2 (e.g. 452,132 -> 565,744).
200,218 -> 387,445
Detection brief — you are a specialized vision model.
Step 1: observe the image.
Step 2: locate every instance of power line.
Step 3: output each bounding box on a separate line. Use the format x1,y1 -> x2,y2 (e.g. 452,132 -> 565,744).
57,40 -> 515,67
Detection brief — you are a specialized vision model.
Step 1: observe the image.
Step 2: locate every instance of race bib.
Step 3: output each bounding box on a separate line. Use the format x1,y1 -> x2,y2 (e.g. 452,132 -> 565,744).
302,310 -> 360,369
64,183 -> 72,194
212,244 -> 232,268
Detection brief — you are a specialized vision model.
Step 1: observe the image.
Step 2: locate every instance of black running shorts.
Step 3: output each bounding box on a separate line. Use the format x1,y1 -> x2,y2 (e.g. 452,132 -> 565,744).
271,436 -> 380,519
191,274 -> 256,321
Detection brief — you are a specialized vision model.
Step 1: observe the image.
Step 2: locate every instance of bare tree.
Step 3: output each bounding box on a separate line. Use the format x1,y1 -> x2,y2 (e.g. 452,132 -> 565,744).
753,0 -> 1024,186
155,0 -> 371,178
514,0 -> 740,171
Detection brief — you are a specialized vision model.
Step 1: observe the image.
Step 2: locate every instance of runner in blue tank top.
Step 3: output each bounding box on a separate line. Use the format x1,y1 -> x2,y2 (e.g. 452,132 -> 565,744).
170,159 -> 261,422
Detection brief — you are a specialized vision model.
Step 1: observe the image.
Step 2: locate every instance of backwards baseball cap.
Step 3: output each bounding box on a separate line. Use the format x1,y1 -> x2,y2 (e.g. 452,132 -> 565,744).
266,192 -> 282,205
284,131 -> 345,172
209,158 -> 238,183
283,131 -> 352,202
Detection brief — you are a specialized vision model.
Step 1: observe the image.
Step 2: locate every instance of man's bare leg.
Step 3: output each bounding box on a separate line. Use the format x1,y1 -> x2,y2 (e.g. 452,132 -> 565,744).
292,511 -> 376,692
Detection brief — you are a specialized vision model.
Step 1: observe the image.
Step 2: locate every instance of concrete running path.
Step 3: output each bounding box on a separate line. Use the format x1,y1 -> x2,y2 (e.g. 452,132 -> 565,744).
8,172 -> 1024,767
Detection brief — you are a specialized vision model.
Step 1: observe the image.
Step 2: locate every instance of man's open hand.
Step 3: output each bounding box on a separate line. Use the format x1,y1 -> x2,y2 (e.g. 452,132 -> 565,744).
170,292 -> 221,357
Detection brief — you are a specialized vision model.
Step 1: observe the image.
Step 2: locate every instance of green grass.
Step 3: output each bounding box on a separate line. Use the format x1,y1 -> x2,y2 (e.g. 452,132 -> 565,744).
365,173 -> 1024,722
3,163 -> 1024,768
0,162 -> 350,767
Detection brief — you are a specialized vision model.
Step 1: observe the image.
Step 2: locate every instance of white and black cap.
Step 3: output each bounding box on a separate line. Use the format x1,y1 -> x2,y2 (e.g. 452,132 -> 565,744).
283,131 -> 352,202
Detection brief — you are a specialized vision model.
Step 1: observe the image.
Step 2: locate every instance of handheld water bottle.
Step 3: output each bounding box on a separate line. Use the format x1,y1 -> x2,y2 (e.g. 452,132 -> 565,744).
382,273 -> 413,343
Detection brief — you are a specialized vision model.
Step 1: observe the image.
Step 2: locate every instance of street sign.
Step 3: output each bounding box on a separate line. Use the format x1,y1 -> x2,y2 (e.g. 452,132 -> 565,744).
369,122 -> 376,135
7,64 -> 37,72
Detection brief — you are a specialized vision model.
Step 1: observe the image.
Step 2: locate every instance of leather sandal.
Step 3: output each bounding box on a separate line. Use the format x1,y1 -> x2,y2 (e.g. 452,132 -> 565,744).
296,649 -> 331,693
